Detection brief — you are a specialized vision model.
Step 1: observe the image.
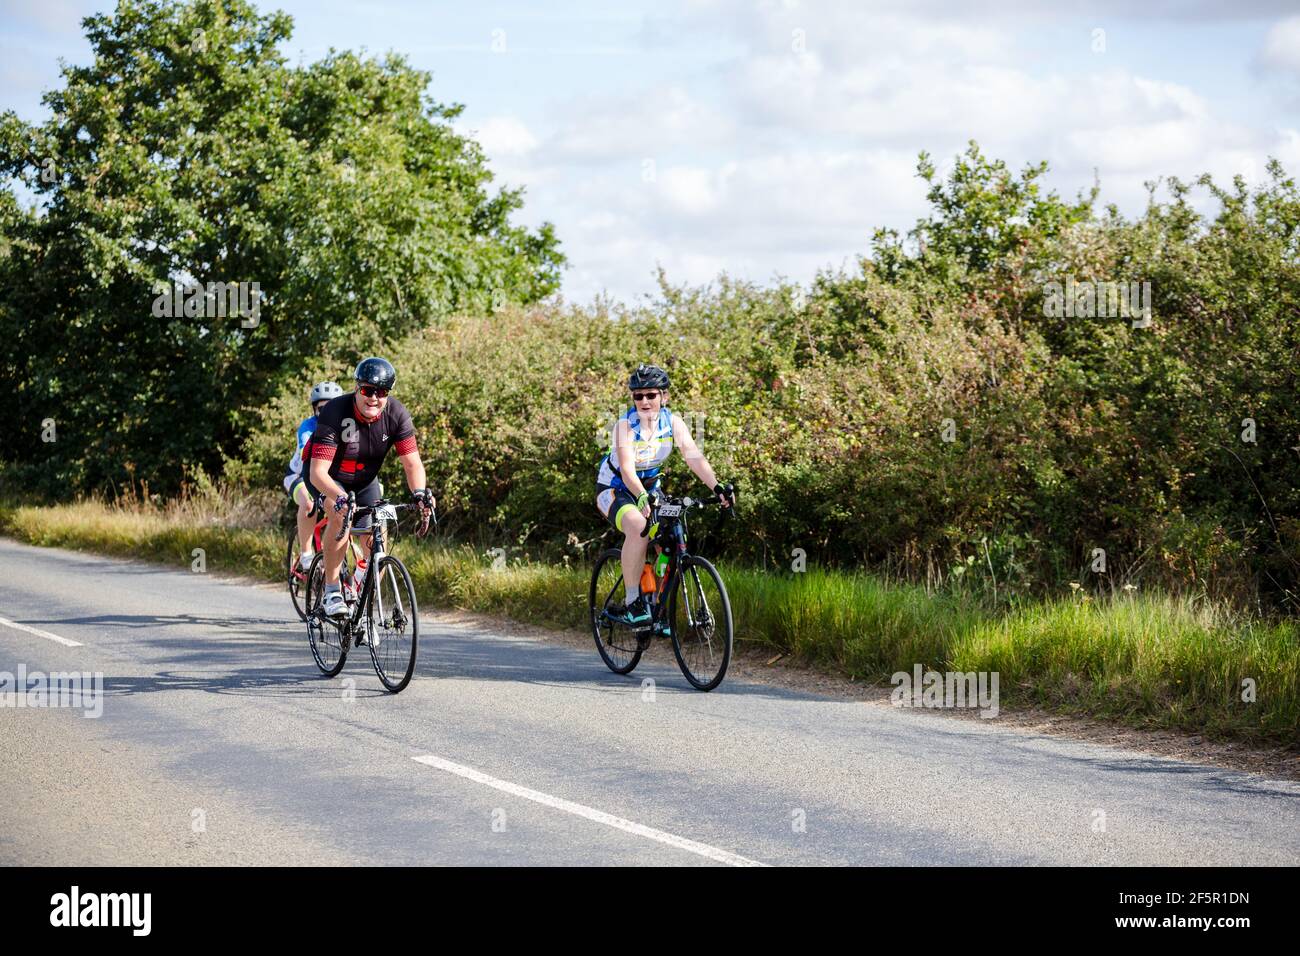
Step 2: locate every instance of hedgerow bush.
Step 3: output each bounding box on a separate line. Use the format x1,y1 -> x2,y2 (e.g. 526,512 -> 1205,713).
230,144 -> 1300,611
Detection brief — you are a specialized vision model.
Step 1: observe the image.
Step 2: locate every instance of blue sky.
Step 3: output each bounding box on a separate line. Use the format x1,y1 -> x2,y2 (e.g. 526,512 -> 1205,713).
3,0 -> 1299,303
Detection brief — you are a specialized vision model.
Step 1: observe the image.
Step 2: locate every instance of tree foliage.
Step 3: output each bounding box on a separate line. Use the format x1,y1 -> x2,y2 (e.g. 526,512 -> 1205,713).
0,0 -> 563,494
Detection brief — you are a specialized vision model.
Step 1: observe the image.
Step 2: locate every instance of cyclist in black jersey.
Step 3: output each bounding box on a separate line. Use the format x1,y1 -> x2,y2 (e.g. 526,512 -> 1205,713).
306,357 -> 435,619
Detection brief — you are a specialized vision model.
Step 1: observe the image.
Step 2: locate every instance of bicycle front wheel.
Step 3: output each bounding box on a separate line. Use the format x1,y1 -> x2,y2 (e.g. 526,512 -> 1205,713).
305,553 -> 348,677
668,556 -> 733,691
368,555 -> 419,693
589,548 -> 643,675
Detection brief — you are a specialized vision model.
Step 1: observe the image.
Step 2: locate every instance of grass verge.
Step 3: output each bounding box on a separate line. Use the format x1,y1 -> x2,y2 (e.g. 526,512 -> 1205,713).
1,499 -> 1295,747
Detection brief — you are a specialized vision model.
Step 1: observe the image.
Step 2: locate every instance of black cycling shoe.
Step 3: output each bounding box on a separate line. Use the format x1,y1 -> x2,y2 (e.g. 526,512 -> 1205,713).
613,596 -> 652,627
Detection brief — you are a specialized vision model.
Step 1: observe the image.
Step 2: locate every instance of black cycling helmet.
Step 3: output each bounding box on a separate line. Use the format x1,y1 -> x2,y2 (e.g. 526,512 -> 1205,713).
354,357 -> 396,390
628,363 -> 669,391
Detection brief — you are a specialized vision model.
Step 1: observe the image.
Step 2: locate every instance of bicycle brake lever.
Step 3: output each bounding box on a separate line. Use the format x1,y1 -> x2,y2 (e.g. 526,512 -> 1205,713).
334,492 -> 356,542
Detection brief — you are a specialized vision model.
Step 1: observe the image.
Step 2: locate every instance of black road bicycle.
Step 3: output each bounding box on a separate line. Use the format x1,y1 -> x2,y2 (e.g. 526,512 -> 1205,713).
304,494 -> 430,693
589,492 -> 734,691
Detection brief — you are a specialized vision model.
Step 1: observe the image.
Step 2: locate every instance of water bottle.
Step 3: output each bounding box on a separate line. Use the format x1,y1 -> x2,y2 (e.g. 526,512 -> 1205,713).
640,563 -> 656,604
653,550 -> 670,580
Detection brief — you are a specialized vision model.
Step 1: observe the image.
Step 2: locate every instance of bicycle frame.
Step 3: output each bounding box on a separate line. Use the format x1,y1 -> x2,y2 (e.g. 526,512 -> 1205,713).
632,493 -> 721,629
292,513 -> 363,577
332,505 -> 392,634
644,523 -> 686,627
324,496 -> 424,638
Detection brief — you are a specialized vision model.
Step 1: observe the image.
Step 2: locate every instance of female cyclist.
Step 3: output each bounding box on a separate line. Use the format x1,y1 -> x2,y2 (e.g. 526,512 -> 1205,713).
595,364 -> 735,625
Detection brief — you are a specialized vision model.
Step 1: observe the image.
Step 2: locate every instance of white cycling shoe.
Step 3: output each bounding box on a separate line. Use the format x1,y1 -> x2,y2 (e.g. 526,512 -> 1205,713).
321,590 -> 349,620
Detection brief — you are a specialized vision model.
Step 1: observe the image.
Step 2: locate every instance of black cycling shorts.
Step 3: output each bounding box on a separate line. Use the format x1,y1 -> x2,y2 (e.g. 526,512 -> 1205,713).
595,481 -> 661,532
303,474 -> 382,533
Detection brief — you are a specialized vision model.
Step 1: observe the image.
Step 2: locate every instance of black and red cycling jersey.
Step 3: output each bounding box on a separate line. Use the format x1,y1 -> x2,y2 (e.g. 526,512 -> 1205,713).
304,391 -> 418,487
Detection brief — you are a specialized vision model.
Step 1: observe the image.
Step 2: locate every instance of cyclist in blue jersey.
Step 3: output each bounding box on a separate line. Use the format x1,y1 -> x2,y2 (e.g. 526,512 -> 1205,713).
286,381 -> 344,576
595,364 -> 735,626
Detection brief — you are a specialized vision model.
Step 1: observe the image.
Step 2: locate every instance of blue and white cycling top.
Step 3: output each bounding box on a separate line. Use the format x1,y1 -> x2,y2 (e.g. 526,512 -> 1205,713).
285,415 -> 317,479
596,407 -> 673,489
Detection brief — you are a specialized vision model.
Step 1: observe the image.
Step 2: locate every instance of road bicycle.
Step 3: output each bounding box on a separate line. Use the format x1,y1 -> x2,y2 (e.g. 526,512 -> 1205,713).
589,492 -> 734,691
303,493 -> 431,693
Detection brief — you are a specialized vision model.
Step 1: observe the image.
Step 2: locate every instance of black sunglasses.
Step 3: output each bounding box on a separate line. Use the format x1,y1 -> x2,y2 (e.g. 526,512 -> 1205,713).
632,391 -> 660,402
357,385 -> 390,398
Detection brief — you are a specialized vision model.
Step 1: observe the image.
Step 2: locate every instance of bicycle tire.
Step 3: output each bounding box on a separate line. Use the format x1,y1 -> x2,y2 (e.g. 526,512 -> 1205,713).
305,552 -> 348,677
287,524 -> 308,622
367,554 -> 419,693
668,555 -> 733,691
589,547 -> 644,675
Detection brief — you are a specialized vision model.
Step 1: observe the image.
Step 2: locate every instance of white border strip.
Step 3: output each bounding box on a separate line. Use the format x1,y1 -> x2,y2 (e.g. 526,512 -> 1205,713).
0,616 -> 82,647
413,754 -> 767,867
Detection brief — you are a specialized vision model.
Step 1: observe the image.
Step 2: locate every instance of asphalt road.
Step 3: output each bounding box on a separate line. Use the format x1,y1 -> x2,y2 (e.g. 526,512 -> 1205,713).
1,536 -> 1297,866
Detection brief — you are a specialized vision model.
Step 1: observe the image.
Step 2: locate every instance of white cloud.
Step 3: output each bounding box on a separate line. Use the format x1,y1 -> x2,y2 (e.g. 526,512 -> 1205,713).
539,85 -> 737,165
466,116 -> 539,157
1260,16 -> 1300,75
657,162 -> 737,215
459,2 -> 1300,302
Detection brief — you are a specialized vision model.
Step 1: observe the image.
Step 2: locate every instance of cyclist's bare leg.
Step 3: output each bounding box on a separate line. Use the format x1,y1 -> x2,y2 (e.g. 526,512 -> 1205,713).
619,509 -> 649,601
294,487 -> 316,560
322,507 -> 350,586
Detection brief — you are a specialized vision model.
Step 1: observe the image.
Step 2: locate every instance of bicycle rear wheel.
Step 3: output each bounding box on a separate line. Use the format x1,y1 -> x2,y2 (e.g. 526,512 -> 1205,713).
305,553 -> 348,677
287,525 -> 308,622
367,555 -> 419,693
589,548 -> 643,674
668,556 -> 733,691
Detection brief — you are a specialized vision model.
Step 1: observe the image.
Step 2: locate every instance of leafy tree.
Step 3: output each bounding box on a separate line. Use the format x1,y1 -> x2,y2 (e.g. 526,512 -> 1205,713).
0,0 -> 563,495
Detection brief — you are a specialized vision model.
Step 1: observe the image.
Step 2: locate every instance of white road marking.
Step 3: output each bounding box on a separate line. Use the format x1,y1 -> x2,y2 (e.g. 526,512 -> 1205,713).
0,616 -> 83,647
412,753 -> 767,867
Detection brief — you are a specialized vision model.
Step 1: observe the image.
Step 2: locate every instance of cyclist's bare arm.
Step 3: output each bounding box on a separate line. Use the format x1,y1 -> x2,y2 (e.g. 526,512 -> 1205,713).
614,419 -> 651,515
309,454 -> 346,506
398,451 -> 434,509
672,414 -> 723,499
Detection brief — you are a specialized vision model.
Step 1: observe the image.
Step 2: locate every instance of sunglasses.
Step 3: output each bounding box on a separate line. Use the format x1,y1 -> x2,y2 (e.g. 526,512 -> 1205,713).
357,385 -> 390,398
632,391 -> 660,402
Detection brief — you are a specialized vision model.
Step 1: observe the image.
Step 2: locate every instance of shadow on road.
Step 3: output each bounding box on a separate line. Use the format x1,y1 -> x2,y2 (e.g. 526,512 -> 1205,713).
15,611 -> 845,704
97,667 -> 391,700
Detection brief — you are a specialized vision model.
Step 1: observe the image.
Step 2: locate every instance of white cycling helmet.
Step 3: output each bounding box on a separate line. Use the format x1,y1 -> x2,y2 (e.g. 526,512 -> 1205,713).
309,381 -> 344,404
